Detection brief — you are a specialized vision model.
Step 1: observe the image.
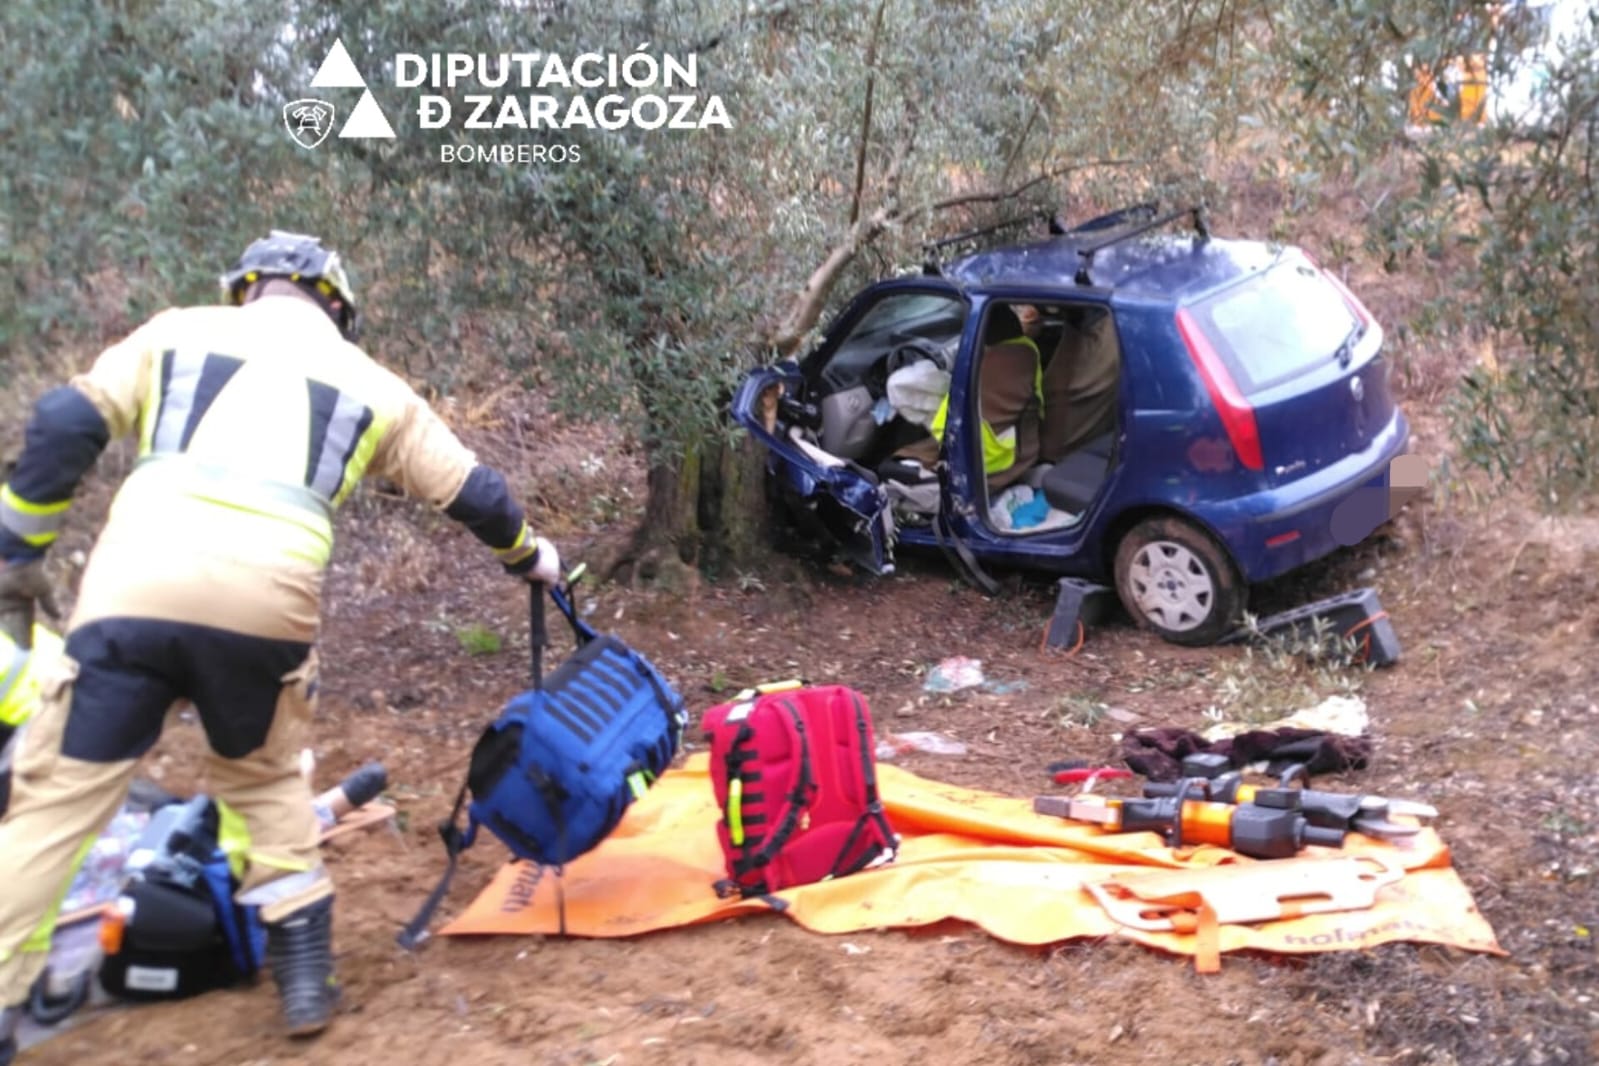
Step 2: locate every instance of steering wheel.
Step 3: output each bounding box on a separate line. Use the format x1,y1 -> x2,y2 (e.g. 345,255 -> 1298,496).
885,339 -> 950,376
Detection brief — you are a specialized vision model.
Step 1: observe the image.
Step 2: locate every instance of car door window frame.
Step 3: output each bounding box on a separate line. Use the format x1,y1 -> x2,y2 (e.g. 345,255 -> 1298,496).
802,281 -> 969,390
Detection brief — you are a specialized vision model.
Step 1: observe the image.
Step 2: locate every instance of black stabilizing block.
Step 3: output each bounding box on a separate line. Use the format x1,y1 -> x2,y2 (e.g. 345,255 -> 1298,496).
1045,577 -> 1115,650
1241,587 -> 1401,668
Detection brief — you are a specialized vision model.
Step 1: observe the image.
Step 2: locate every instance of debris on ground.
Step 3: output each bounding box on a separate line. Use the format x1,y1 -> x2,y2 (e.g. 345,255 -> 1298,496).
924,657 -> 985,693
877,731 -> 969,759
1203,694 -> 1370,741
1122,721 -> 1373,782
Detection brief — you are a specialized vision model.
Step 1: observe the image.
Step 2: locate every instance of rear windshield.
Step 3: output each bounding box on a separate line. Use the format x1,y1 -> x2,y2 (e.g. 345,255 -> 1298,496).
1192,260 -> 1359,392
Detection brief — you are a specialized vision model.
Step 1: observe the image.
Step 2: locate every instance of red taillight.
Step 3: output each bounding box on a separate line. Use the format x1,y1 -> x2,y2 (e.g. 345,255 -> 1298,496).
1175,308 -> 1264,472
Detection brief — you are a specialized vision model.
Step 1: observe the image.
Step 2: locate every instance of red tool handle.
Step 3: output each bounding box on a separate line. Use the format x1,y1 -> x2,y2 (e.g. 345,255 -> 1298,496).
1052,767 -> 1134,785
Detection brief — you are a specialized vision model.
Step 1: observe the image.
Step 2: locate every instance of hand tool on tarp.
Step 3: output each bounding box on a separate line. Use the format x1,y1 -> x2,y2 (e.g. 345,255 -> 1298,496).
1139,752 -> 1437,840
1033,782 -> 1347,859
1045,759 -> 1134,787
1037,752 -> 1343,859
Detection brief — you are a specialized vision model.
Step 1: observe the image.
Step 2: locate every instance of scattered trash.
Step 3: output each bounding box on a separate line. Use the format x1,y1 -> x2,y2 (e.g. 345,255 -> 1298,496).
925,657 -> 984,693
989,485 -> 1040,531
876,731 -> 969,759
841,942 -> 871,956
982,679 -> 1029,696
1203,695 -> 1369,742
1123,718 -> 1372,782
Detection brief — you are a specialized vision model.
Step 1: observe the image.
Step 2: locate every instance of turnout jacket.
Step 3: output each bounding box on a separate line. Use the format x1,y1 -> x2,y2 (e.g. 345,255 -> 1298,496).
0,296 -> 536,640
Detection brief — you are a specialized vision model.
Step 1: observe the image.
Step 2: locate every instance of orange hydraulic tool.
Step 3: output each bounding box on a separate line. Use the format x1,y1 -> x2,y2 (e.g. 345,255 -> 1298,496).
1141,754 -> 1438,840
1032,787 -> 1346,859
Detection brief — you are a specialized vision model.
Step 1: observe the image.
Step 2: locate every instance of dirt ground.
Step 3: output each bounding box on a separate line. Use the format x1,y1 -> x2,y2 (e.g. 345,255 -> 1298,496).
15,385 -> 1595,1066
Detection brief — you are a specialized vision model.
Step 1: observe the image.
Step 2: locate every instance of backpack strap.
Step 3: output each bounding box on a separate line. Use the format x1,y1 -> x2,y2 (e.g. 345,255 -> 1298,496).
549,585 -> 599,644
201,853 -> 262,975
524,763 -> 570,936
730,700 -> 814,880
396,778 -> 472,950
824,691 -> 899,877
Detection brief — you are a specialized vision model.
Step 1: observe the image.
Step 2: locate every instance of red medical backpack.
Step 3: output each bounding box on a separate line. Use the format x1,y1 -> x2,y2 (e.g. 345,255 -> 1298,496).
702,684 -> 899,897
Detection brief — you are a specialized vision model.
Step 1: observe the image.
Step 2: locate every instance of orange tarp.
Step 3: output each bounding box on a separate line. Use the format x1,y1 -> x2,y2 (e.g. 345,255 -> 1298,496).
442,755 -> 1503,964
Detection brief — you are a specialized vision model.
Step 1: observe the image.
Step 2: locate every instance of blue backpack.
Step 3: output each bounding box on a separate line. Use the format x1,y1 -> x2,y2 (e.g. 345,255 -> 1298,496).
400,584 -> 685,947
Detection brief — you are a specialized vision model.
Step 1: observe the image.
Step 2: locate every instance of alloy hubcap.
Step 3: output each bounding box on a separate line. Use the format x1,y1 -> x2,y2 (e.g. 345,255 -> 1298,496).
1128,540 -> 1214,632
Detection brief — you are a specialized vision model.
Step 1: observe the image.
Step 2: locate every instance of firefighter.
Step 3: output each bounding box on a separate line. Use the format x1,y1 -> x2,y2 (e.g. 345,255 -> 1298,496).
0,624 -> 64,818
0,231 -> 561,1059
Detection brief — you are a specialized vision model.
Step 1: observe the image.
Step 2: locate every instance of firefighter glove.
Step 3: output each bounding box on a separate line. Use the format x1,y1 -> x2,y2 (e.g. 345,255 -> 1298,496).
523,537 -> 562,587
0,559 -> 61,649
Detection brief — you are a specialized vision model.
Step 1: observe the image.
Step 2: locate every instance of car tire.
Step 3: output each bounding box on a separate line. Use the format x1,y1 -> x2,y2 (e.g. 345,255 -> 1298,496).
1113,516 -> 1244,646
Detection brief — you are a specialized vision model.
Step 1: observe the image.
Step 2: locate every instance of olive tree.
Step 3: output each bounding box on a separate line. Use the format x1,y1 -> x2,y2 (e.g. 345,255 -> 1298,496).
20,0 -> 1511,584
1243,0 -> 1599,502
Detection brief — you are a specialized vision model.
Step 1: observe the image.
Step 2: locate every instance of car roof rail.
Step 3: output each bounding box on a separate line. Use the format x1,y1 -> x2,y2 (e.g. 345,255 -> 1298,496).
922,210 -> 1055,275
1072,203 -> 1211,286
1056,202 -> 1160,235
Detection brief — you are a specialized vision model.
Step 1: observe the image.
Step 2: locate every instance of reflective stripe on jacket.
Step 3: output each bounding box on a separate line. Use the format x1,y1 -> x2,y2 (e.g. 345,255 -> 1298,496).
68,297 -> 482,570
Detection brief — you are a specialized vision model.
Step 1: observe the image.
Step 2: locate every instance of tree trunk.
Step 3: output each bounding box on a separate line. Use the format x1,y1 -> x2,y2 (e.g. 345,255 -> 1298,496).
614,432 -> 772,588
698,433 -> 773,578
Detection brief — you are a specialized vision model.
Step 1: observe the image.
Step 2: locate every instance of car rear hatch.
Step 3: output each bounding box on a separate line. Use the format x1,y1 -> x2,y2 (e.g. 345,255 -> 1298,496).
1179,254 -> 1394,486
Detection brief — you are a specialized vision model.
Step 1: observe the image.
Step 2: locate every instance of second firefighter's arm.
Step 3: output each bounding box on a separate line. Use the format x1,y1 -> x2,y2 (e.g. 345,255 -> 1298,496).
0,318 -> 159,563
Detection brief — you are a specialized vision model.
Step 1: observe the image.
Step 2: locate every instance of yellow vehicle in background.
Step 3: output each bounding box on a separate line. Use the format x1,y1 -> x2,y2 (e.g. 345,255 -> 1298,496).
1409,53 -> 1490,125
1406,0 -> 1582,130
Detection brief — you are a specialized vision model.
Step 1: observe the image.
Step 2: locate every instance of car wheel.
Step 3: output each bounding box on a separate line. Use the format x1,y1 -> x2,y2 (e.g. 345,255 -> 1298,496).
1113,516 -> 1244,646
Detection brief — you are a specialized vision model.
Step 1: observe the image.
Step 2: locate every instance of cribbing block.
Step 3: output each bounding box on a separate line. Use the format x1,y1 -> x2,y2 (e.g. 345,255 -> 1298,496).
1045,577 -> 1115,650
1246,587 -> 1400,667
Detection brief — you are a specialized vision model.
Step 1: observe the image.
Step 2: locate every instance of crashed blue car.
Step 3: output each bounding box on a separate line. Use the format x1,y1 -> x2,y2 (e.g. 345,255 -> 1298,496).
733,205 -> 1411,645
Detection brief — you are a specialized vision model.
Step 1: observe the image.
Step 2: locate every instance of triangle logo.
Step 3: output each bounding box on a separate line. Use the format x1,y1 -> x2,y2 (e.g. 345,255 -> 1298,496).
339,90 -> 396,139
311,38 -> 367,89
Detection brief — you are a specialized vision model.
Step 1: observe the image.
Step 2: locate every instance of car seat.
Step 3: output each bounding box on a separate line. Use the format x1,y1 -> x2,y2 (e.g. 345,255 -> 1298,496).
1039,309 -> 1119,463
1040,432 -> 1114,513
